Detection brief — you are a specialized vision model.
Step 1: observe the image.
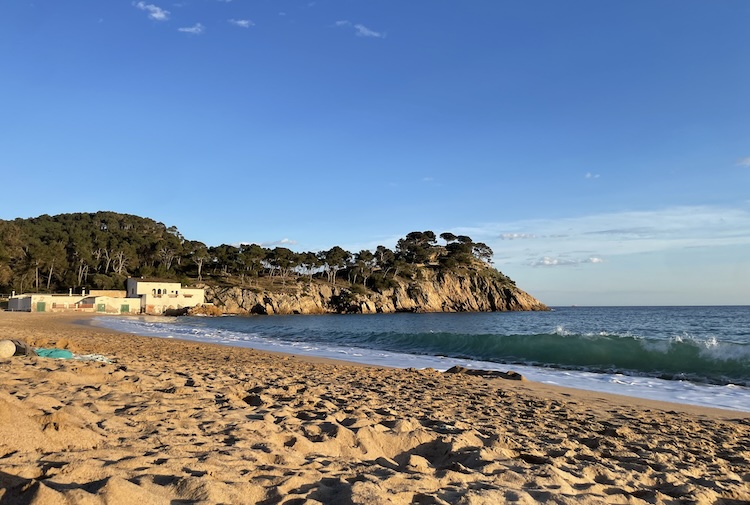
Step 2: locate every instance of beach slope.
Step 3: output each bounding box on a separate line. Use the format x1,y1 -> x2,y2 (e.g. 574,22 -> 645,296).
1,312 -> 748,504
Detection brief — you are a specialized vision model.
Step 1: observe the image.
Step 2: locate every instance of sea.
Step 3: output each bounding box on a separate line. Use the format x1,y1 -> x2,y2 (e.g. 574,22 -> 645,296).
93,306 -> 750,412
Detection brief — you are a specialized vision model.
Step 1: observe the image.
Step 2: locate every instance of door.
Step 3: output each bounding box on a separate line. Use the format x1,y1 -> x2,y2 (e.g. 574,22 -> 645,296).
36,302 -> 46,312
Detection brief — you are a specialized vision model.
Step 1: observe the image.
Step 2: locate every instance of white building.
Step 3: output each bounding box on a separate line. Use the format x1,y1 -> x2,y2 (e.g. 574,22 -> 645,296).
125,278 -> 205,314
7,289 -> 139,314
8,280 -> 205,315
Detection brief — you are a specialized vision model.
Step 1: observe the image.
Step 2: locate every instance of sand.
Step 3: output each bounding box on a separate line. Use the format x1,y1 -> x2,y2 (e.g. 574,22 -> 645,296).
0,312 -> 749,505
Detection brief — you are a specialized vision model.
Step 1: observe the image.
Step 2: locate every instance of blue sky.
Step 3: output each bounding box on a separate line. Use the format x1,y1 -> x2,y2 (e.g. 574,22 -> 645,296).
2,1 -> 749,306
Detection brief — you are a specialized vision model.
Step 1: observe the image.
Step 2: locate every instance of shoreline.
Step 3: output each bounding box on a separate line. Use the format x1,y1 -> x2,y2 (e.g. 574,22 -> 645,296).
17,311 -> 750,418
83,313 -> 749,418
91,314 -> 750,418
92,310 -> 750,414
2,311 -> 749,503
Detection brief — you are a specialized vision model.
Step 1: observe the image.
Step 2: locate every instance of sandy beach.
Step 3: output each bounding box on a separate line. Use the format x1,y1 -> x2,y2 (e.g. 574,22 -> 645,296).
1,312 -> 749,504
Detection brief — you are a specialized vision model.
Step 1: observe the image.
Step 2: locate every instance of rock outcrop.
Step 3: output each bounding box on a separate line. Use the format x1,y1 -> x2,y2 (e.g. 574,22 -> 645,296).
203,268 -> 547,315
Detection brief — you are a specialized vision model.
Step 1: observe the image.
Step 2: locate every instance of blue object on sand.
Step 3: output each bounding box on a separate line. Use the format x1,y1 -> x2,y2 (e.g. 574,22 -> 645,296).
35,348 -> 74,359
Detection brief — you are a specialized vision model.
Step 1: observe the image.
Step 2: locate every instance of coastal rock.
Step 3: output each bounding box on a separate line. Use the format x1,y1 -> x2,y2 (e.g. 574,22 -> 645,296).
445,366 -> 526,381
204,269 -> 547,315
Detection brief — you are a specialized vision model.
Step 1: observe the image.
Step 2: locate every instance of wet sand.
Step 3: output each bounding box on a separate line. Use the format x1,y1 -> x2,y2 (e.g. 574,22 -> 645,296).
1,311 -> 749,504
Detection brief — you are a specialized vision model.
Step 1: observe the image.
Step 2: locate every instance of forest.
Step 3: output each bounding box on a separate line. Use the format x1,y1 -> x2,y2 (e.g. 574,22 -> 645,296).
0,212 -> 511,295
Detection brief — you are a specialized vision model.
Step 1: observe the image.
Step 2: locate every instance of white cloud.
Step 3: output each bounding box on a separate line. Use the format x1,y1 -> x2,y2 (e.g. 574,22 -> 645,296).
228,19 -> 254,28
530,256 -> 604,267
501,233 -> 537,240
737,157 -> 750,167
335,20 -> 385,38
134,1 -> 170,21
178,23 -> 205,34
354,24 -> 384,38
585,172 -> 600,179
440,207 -> 750,305
584,226 -> 656,238
261,238 -> 298,247
459,205 -> 750,268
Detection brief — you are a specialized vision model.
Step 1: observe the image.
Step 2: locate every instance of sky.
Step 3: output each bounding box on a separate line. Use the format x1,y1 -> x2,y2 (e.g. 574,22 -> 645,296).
2,1 -> 749,306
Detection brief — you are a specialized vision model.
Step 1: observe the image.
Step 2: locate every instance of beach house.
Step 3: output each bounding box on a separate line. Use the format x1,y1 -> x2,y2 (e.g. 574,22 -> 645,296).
7,279 -> 205,315
125,278 -> 205,315
7,289 -> 139,314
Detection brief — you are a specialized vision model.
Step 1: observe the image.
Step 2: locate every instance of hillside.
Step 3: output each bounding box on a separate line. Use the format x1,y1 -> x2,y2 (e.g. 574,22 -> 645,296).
0,213 -> 547,313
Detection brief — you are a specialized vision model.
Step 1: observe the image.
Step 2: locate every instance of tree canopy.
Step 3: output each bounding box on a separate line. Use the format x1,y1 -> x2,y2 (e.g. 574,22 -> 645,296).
0,213 -> 511,295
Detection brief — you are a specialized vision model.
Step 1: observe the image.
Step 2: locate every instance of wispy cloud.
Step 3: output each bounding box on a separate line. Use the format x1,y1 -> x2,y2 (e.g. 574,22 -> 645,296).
585,227 -> 655,237
530,256 -> 604,267
501,233 -> 537,240
355,24 -> 385,38
455,205 -> 750,268
134,1 -> 170,21
178,23 -> 205,34
228,19 -> 254,28
261,238 -> 298,247
585,172 -> 600,179
737,156 -> 750,167
499,232 -> 568,241
335,20 -> 386,38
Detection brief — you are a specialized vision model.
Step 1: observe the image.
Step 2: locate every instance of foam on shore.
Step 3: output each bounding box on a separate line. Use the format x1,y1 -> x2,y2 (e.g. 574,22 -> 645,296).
95,314 -> 750,412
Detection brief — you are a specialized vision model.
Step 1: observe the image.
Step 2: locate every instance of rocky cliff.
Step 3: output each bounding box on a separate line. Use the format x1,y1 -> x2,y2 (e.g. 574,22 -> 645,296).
203,268 -> 547,315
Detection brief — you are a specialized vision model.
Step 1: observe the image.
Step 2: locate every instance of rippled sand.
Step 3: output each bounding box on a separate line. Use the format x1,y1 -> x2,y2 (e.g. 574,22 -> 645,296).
1,312 -> 749,504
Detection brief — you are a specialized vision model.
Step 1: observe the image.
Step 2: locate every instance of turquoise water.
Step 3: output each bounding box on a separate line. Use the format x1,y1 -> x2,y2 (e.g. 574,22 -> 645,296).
96,306 -> 750,411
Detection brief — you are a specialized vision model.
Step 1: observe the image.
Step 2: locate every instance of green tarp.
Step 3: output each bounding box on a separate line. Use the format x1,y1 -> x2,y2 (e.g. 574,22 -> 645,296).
35,348 -> 74,359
